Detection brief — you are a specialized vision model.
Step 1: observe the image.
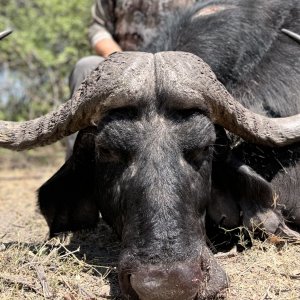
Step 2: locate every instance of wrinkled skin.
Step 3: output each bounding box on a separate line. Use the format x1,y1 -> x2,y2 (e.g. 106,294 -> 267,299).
95,108 -> 226,299
39,105 -> 228,299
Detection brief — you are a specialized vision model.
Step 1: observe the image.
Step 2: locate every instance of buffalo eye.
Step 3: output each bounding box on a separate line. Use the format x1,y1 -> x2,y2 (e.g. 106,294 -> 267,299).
97,146 -> 129,163
184,146 -> 211,169
169,108 -> 205,120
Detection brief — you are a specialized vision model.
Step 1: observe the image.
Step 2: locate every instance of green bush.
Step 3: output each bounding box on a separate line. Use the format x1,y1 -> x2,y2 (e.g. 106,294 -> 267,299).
0,0 -> 94,120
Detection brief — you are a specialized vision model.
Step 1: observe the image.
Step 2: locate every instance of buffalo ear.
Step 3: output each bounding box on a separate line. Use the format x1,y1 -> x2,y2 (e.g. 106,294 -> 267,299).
211,155 -> 300,239
38,127 -> 99,237
210,143 -> 274,229
210,126 -> 273,228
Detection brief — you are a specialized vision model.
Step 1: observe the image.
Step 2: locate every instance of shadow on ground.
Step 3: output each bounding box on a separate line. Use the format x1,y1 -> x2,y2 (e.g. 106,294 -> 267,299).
64,219 -> 122,299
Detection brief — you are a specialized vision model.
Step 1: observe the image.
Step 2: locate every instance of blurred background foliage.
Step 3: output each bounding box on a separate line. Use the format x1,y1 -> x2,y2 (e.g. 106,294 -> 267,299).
0,0 -> 93,121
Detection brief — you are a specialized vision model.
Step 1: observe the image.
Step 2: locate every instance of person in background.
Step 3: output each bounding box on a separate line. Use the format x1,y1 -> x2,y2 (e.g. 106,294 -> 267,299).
66,0 -> 196,157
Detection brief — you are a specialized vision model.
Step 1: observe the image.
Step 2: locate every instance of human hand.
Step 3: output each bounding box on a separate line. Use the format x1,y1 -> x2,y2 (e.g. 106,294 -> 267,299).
94,38 -> 122,57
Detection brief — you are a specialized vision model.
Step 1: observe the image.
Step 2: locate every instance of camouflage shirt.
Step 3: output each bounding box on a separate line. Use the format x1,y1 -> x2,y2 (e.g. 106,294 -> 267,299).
88,0 -> 197,51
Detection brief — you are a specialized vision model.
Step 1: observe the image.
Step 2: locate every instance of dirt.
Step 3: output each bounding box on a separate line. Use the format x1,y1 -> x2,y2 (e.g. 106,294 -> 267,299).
0,145 -> 299,299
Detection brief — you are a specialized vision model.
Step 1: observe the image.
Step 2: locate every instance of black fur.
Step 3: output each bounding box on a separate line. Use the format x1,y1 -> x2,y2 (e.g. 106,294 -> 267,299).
149,0 -> 300,117
39,127 -> 99,236
38,1 -> 300,298
148,0 -> 300,227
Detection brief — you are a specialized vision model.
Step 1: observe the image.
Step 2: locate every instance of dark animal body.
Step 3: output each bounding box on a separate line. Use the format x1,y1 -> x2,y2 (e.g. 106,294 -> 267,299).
149,0 -> 300,234
1,0 -> 300,299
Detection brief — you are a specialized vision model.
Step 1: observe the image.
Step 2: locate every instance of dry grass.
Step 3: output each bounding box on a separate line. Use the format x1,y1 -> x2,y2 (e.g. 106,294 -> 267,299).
0,145 -> 299,299
221,240 -> 300,299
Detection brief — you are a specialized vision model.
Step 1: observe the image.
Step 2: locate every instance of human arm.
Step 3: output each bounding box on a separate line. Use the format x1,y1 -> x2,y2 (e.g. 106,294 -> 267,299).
93,38 -> 122,57
88,0 -> 122,57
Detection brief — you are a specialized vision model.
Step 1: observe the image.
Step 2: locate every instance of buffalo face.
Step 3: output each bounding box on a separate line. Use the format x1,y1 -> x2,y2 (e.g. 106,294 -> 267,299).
38,104 -> 228,299
93,107 -> 227,299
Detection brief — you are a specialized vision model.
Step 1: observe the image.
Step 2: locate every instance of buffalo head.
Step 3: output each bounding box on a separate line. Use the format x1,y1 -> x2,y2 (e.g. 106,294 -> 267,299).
1,52 -> 300,299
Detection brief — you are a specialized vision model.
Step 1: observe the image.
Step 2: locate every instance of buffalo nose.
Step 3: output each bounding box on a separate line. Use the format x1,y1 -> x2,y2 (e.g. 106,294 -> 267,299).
129,262 -> 203,300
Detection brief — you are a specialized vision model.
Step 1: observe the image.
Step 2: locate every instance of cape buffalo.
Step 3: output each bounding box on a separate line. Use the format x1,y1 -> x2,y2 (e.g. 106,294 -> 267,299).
1,0 -> 300,299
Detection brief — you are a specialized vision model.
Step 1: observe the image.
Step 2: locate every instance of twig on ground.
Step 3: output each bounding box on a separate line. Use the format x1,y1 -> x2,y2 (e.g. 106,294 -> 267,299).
214,246 -> 238,259
78,284 -> 97,299
60,277 -> 79,300
280,270 -> 300,280
260,285 -> 273,300
35,265 -> 53,298
63,293 -> 77,300
26,240 -> 53,267
0,233 -> 7,239
58,243 -> 108,277
60,277 -> 75,292
0,273 -> 44,296
95,296 -> 115,299
0,243 -> 6,251
42,244 -> 62,264
58,247 -> 81,259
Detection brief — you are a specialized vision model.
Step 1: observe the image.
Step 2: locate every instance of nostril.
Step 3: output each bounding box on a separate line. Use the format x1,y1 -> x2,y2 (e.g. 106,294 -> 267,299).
127,273 -> 131,284
129,265 -> 202,300
119,249 -> 228,299
200,259 -> 211,276
119,272 -> 139,300
201,259 -> 205,271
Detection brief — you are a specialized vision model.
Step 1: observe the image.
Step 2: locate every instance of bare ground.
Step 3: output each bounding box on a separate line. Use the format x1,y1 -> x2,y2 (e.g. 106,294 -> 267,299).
0,145 -> 299,300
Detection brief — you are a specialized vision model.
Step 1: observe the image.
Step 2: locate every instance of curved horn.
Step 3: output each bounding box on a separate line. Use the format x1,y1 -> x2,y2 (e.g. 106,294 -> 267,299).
0,52 -> 155,150
282,28 -> 300,44
155,51 -> 300,147
0,29 -> 13,40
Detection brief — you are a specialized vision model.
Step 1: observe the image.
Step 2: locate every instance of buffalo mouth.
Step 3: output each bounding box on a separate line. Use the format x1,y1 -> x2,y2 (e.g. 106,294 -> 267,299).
118,248 -> 228,300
